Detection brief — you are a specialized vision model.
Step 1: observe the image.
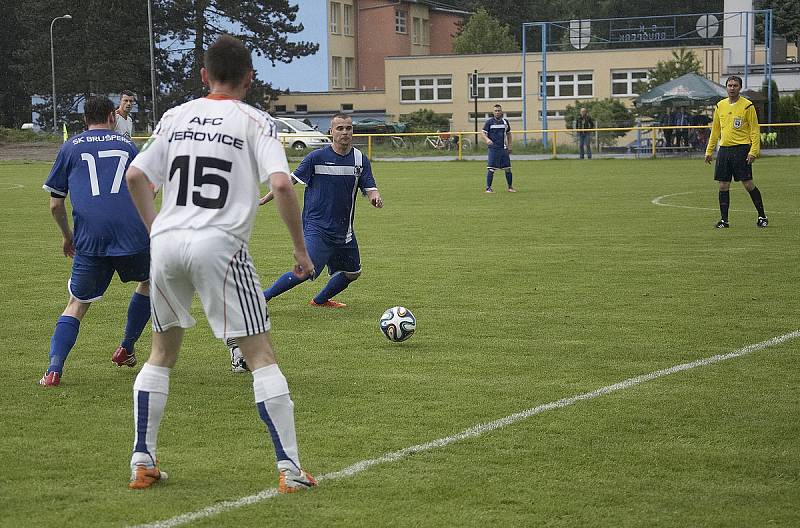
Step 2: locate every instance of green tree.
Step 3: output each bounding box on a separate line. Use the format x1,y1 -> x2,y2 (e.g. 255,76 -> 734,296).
154,0 -> 319,112
453,8 -> 518,54
12,0 -> 153,131
0,5 -> 30,128
564,98 -> 634,146
637,48 -> 704,93
398,109 -> 451,133
756,0 -> 800,42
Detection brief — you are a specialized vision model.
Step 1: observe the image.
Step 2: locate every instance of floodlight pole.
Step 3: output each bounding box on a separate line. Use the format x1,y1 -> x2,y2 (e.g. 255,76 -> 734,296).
147,0 -> 158,128
50,14 -> 72,133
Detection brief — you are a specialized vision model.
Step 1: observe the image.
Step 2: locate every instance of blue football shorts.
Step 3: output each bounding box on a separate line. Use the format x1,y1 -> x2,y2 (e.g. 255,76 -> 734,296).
305,232 -> 362,279
69,250 -> 150,302
487,148 -> 511,170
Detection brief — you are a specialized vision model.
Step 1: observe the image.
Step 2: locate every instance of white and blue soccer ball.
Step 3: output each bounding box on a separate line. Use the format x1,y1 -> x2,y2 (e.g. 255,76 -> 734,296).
379,306 -> 416,342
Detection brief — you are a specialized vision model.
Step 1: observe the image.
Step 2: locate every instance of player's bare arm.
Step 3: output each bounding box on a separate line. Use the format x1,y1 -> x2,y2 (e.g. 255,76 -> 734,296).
126,166 -> 158,232
366,189 -> 384,208
49,196 -> 75,257
270,171 -> 314,278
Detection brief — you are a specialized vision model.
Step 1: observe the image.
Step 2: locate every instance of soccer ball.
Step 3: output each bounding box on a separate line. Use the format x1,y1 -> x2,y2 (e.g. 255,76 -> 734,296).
379,306 -> 416,342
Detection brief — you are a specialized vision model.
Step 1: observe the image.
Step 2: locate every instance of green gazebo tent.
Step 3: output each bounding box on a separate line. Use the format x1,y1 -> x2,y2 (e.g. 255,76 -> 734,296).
634,73 -> 727,108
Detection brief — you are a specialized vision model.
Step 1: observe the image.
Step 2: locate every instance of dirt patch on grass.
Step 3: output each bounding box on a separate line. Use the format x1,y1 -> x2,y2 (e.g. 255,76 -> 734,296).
0,142 -> 60,162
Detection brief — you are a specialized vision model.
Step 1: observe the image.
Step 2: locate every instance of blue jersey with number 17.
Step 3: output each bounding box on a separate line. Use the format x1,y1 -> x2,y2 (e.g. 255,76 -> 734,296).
43,129 -> 147,256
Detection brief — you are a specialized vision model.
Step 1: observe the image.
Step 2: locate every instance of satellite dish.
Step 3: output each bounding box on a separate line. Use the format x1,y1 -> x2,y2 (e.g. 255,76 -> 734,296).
570,19 -> 591,50
696,14 -> 719,38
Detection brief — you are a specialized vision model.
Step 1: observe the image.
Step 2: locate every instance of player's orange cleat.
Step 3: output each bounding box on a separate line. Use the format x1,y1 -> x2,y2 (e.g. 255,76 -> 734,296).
278,468 -> 317,493
129,464 -> 168,489
309,299 -> 347,308
39,371 -> 61,387
112,345 -> 137,367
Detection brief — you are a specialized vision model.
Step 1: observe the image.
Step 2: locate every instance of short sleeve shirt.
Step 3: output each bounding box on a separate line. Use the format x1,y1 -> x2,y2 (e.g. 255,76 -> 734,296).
43,130 -> 147,256
483,117 -> 510,149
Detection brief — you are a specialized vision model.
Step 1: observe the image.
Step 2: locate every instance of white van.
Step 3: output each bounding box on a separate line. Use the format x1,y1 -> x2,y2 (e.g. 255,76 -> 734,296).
274,117 -> 331,151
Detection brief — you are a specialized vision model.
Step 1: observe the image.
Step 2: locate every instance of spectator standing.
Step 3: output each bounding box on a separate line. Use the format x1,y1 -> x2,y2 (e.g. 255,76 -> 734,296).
575,107 -> 594,159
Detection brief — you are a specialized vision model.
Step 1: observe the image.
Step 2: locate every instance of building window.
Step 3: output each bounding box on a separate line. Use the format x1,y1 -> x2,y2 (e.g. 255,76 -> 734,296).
538,109 -> 566,120
274,105 -> 287,113
295,104 -> 307,113
611,70 -> 649,96
343,4 -> 353,36
412,17 -> 421,44
344,57 -> 355,89
469,74 -> 523,100
469,111 -> 522,122
331,56 -> 342,89
330,2 -> 340,34
341,103 -> 353,112
540,72 -> 593,98
422,19 -> 430,45
400,76 -> 452,102
395,10 -> 407,34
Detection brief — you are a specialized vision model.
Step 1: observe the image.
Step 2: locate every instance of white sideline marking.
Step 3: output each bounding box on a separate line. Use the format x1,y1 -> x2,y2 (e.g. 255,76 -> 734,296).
651,192 -> 795,215
0,183 -> 24,190
129,330 -> 800,528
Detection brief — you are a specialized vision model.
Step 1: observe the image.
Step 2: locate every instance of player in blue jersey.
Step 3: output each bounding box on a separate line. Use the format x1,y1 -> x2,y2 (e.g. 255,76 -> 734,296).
259,113 -> 383,309
482,104 -> 515,193
39,96 -> 151,387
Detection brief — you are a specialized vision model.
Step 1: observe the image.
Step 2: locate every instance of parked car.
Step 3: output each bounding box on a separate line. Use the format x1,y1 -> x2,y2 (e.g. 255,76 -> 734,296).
274,117 -> 331,150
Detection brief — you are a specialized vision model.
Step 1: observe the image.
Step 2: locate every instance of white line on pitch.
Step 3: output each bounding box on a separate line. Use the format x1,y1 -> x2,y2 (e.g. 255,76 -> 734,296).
651,192 -> 795,215
129,330 -> 800,528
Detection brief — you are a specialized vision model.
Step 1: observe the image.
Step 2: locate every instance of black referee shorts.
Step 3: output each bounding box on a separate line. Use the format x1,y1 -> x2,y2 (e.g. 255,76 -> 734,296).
714,144 -> 752,182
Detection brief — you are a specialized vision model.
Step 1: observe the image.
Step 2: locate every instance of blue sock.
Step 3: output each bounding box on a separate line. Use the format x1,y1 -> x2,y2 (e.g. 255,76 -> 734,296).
264,271 -> 308,301
486,170 -> 494,189
121,292 -> 151,351
505,171 -> 513,187
313,272 -> 354,304
48,315 -> 80,375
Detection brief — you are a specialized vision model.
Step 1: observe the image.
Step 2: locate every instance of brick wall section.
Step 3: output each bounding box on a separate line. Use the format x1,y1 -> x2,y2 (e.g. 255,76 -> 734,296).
429,11 -> 459,55
358,0 -> 411,90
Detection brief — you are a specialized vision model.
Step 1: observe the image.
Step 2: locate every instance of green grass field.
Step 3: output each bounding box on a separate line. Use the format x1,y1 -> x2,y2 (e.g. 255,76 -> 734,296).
1,157 -> 798,527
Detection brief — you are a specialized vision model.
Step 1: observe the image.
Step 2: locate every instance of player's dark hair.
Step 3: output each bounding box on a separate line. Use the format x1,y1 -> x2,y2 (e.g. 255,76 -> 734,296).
331,112 -> 352,122
725,75 -> 743,88
84,96 -> 115,126
494,104 -> 502,109
121,90 -> 135,98
204,34 -> 253,84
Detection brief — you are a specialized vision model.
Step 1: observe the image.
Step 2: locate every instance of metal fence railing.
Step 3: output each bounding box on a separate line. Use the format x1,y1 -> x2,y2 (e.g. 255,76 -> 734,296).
131,122 -> 800,161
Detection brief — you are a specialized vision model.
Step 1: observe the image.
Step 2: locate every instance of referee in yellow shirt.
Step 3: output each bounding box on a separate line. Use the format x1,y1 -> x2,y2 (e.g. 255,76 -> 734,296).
704,75 -> 768,228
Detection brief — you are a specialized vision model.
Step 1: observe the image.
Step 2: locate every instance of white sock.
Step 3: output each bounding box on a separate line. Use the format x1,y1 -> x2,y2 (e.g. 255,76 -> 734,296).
131,363 -> 171,469
252,364 -> 301,472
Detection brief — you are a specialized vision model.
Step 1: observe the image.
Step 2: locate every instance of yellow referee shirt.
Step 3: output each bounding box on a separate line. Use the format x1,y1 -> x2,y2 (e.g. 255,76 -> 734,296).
705,96 -> 760,158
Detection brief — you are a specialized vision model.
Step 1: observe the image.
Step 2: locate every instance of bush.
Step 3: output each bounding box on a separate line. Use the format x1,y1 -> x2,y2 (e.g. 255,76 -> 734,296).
563,99 -> 635,146
398,109 -> 451,133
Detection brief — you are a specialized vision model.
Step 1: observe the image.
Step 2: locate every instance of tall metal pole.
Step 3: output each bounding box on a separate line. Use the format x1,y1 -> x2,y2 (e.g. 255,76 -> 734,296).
50,15 -> 72,133
473,69 -> 478,150
147,0 -> 158,128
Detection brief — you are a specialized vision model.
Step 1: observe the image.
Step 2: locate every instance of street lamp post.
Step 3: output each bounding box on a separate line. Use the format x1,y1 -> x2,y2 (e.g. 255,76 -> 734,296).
50,14 -> 72,133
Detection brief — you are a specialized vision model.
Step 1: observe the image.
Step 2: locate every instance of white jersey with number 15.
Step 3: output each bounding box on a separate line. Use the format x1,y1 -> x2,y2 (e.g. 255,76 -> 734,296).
130,95 -> 289,242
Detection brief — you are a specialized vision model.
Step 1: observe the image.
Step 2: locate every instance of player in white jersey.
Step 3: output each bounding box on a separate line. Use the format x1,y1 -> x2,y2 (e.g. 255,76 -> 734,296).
114,91 -> 135,138
124,35 -> 317,493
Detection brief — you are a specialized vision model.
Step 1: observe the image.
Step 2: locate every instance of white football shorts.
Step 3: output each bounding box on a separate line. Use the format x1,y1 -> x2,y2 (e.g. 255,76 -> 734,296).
149,229 -> 270,338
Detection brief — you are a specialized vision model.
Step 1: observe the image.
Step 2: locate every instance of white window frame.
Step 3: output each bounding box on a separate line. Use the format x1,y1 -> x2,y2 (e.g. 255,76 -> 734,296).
330,2 -> 341,34
470,111 -> 522,122
611,69 -> 649,97
412,17 -> 421,44
331,56 -> 342,89
395,9 -> 407,34
343,4 -> 353,36
540,71 -> 594,99
468,73 -> 523,101
538,109 -> 566,120
400,76 -> 452,103
344,57 -> 355,89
